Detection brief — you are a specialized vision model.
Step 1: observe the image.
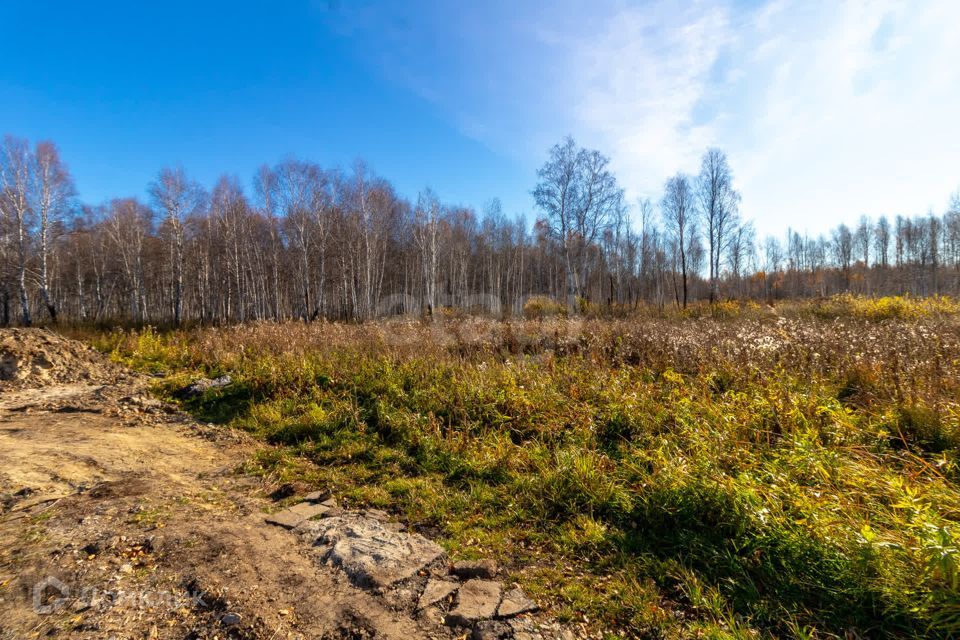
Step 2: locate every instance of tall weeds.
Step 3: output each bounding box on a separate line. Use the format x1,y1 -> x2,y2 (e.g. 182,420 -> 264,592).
88,299 -> 960,638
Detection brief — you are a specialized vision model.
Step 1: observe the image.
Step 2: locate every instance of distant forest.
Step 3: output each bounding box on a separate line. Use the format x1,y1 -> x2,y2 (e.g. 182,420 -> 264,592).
1,133 -> 959,325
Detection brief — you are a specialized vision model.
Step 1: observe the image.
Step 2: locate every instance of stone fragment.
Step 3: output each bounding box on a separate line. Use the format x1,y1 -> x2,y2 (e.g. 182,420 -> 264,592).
320,505 -> 344,518
497,587 -> 539,618
382,521 -> 406,533
303,489 -> 332,503
264,502 -> 329,529
452,559 -> 498,579
472,620 -> 512,640
306,515 -> 446,588
221,612 -> 241,626
175,375 -> 232,399
445,579 -> 503,627
417,578 -> 460,610
383,584 -> 420,609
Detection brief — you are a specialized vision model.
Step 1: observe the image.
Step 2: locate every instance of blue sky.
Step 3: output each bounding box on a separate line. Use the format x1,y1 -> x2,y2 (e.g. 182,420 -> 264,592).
3,0 -> 958,237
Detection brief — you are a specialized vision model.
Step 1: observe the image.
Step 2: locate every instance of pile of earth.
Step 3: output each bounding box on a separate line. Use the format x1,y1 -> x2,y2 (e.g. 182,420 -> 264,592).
0,328 -> 129,388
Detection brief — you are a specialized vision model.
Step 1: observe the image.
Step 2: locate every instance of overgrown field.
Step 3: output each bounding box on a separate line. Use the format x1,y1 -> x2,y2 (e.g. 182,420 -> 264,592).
87,297 -> 960,639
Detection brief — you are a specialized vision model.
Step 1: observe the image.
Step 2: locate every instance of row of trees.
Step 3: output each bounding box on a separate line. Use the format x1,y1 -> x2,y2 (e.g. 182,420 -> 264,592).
1,133 -> 959,325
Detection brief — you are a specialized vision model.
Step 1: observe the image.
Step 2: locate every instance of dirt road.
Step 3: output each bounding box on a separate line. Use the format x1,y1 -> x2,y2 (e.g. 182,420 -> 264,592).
0,331 -> 566,640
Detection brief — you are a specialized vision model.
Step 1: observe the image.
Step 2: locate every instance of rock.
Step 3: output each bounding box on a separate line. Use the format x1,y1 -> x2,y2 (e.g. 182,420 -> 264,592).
383,584 -> 420,609
264,502 -> 329,529
472,620 -> 513,640
418,604 -> 445,626
497,588 -> 539,618
446,579 -> 503,627
382,521 -> 406,533
452,559 -> 498,579
175,375 -> 232,399
417,578 -> 460,610
305,515 -> 446,588
303,489 -> 332,503
321,505 -> 344,518
221,612 -> 241,626
364,508 -> 390,520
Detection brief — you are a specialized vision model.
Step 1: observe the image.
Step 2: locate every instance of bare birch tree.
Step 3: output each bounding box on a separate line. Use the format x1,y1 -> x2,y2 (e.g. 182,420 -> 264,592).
149,167 -> 203,325
253,165 -> 284,321
533,136 -> 621,312
0,136 -> 33,325
414,188 -> 441,317
697,148 -> 739,303
271,159 -> 328,320
32,141 -> 75,322
104,199 -> 152,322
661,173 -> 696,308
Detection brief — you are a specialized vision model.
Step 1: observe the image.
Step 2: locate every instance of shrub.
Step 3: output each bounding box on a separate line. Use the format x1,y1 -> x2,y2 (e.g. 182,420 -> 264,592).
523,295 -> 566,319
805,294 -> 960,322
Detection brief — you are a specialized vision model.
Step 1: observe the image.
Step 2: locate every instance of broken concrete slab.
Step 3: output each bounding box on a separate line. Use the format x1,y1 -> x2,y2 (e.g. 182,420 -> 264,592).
264,501 -> 330,529
304,515 -> 446,589
497,587 -> 539,618
417,578 -> 460,610
445,579 -> 503,627
175,375 -> 232,399
452,559 -> 498,580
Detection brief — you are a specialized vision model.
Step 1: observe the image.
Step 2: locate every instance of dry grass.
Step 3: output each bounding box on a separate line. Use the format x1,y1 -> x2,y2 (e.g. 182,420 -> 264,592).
83,296 -> 960,639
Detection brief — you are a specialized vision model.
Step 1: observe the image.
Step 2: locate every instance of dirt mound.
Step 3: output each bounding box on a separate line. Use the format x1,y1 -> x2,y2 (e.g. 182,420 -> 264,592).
0,328 -> 127,388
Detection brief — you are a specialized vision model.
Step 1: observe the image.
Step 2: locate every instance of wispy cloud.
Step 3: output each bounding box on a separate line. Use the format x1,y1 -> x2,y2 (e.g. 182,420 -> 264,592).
332,0 -> 960,235
561,1 -> 733,195
727,0 -> 960,235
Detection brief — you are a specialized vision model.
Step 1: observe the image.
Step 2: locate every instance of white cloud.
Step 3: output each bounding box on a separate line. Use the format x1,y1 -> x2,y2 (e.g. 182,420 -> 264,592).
336,0 -> 960,236
547,0 -> 960,236
559,1 -> 733,197
728,0 -> 960,236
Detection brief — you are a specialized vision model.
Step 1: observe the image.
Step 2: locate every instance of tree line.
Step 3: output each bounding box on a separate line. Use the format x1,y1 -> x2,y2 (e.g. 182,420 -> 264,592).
1,133 -> 959,326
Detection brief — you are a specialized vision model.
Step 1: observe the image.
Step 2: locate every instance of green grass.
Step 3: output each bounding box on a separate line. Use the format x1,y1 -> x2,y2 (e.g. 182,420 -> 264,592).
82,299 -> 960,638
